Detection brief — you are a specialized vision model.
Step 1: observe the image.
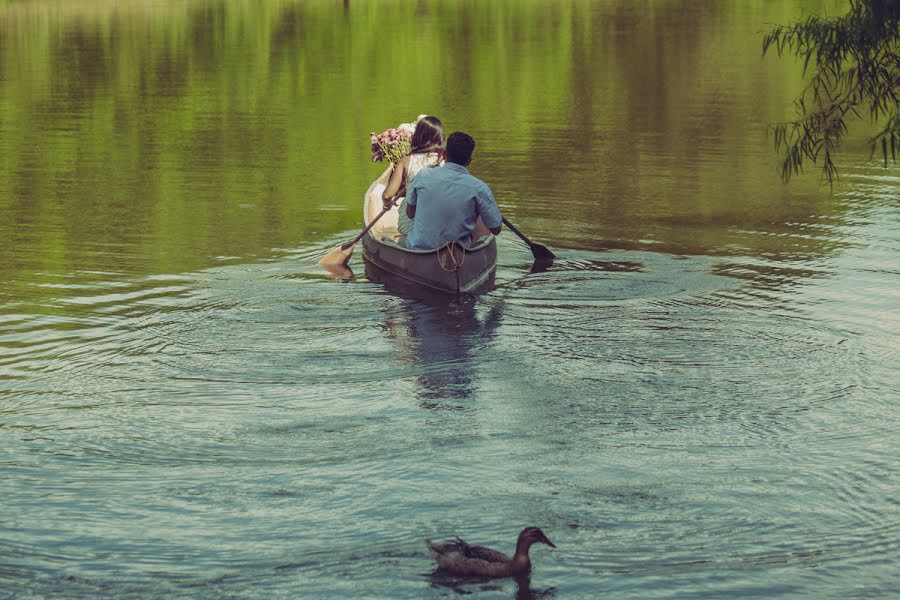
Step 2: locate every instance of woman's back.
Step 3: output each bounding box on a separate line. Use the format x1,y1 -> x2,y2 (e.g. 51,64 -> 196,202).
379,116 -> 444,240
407,152 -> 441,185
398,151 -> 442,236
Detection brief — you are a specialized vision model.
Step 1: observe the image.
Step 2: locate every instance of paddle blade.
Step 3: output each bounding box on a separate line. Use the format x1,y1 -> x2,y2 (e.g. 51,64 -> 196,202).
530,257 -> 554,273
318,242 -> 355,267
530,242 -> 556,261
321,262 -> 354,280
501,216 -> 556,261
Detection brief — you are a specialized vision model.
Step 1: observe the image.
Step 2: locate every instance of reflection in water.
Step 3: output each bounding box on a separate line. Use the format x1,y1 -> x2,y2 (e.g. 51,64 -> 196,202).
378,282 -> 503,406
2,2 -> 899,599
0,0 -> 837,291
428,573 -> 556,600
320,262 -> 355,281
366,259 -> 501,404
529,258 -> 555,274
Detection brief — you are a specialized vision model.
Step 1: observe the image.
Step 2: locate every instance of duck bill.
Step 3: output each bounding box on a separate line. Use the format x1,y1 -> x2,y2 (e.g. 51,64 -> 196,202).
541,535 -> 556,548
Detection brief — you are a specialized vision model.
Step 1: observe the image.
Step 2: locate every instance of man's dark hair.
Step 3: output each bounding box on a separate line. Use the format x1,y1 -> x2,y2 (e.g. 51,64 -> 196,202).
445,131 -> 475,165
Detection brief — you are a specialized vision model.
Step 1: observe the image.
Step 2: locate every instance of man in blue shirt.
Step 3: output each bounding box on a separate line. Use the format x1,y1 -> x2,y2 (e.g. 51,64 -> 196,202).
402,132 -> 502,250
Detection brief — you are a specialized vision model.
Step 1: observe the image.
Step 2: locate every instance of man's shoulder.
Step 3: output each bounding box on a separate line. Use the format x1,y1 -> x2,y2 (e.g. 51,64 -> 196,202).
408,168 -> 435,194
449,169 -> 489,190
465,173 -> 493,197
412,165 -> 437,181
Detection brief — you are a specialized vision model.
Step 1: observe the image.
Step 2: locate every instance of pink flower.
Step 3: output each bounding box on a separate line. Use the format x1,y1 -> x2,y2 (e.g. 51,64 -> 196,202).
368,118 -> 417,162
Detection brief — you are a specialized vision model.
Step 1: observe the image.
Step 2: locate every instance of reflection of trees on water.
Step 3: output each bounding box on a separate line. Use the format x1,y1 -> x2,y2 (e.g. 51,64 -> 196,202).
382,294 -> 502,407
428,573 -> 555,599
1,0 -> 847,287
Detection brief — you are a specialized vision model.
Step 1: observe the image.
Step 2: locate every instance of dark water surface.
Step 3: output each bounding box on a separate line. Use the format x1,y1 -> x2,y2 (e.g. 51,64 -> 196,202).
2,1 -> 899,598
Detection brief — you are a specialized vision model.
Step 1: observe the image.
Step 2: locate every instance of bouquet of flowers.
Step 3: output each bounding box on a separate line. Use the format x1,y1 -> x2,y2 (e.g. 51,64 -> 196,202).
370,117 -> 421,163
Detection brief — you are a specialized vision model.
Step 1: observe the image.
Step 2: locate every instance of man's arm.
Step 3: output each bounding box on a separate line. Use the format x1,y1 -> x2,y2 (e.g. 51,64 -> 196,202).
476,185 -> 502,235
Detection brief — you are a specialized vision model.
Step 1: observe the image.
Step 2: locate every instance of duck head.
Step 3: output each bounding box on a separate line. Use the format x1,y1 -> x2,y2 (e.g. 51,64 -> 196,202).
518,527 -> 556,549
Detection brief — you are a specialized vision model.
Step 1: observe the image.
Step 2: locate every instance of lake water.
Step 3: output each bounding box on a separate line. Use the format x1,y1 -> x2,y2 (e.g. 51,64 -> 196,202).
1,1 -> 898,598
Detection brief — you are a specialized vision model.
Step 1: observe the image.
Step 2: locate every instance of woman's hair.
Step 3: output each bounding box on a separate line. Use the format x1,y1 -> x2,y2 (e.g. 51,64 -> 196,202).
410,116 -> 444,155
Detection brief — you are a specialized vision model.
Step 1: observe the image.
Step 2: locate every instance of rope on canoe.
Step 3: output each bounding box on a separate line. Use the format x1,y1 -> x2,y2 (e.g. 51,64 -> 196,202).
437,241 -> 466,273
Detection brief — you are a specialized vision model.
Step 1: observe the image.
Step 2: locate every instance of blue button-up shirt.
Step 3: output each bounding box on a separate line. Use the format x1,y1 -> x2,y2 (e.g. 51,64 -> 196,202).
404,163 -> 502,250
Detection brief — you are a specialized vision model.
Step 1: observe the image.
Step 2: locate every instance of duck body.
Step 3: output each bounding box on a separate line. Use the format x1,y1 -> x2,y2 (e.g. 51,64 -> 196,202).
425,527 -> 555,578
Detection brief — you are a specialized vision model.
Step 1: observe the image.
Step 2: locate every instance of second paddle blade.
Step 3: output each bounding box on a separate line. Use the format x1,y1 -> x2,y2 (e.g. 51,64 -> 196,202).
318,243 -> 355,267
530,242 -> 556,261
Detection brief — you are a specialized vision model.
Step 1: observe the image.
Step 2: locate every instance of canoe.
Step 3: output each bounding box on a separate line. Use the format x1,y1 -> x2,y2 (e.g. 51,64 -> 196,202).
361,166 -> 497,295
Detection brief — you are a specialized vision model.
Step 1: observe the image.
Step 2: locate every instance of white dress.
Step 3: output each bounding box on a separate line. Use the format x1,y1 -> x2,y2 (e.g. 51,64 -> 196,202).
397,152 -> 442,236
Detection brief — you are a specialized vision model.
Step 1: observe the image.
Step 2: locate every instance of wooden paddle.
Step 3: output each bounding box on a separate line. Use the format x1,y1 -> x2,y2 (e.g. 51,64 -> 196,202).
502,216 -> 556,261
318,203 -> 394,267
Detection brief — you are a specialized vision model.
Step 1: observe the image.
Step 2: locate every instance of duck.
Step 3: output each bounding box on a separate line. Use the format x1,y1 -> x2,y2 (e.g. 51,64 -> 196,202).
425,527 -> 556,577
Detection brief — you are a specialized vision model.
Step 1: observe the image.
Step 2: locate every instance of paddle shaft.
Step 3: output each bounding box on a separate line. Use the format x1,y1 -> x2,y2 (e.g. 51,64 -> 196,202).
341,203 -> 394,251
336,206 -> 553,260
502,216 -> 556,260
501,217 -> 533,245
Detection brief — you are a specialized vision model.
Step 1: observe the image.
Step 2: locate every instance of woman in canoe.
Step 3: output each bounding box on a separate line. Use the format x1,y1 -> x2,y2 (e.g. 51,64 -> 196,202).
381,115 -> 444,239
